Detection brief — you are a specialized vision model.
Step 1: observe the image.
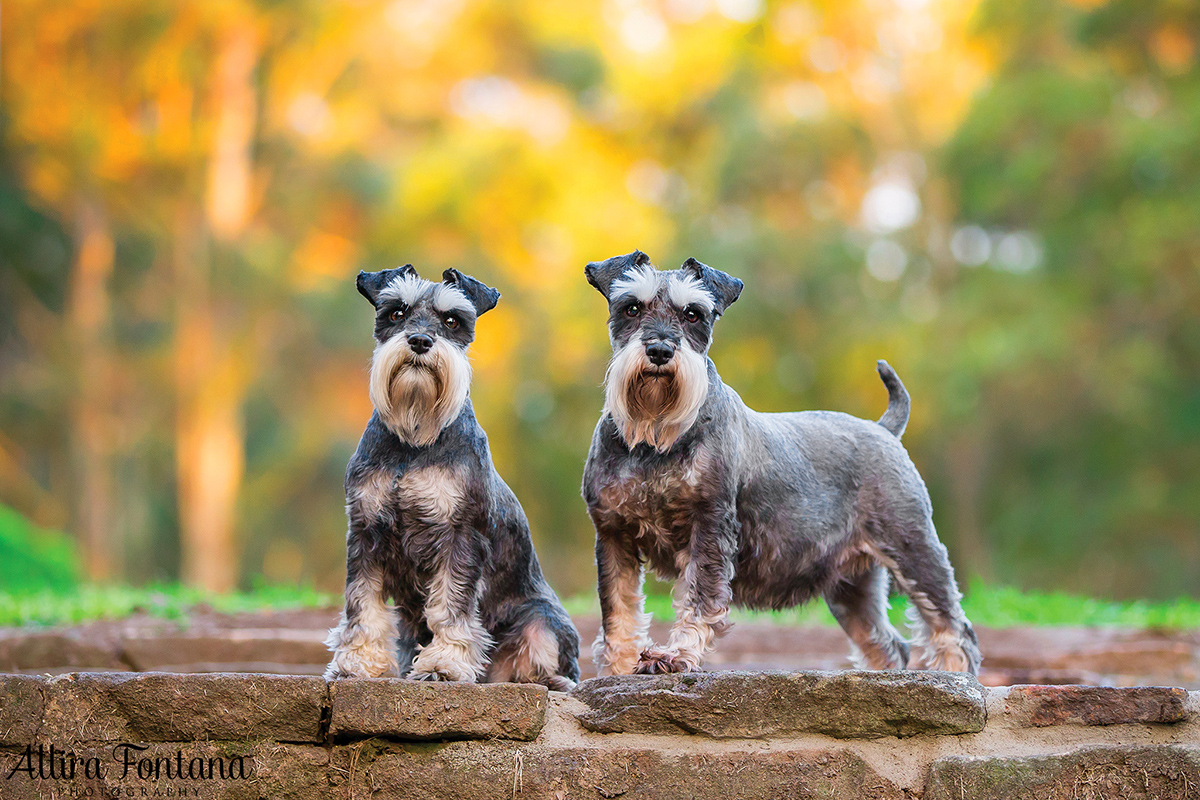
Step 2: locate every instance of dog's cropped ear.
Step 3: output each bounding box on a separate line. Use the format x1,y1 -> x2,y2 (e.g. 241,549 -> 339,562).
681,257 -> 743,316
442,268 -> 501,316
357,265 -> 419,308
585,250 -> 652,299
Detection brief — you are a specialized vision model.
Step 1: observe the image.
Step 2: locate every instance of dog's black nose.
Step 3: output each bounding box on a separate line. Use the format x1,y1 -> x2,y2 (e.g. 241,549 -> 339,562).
408,333 -> 433,354
646,342 -> 675,366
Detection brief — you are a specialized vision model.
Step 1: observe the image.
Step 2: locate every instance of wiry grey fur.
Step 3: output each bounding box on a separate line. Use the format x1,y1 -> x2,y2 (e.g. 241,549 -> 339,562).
582,251 -> 981,676
325,265 -> 580,688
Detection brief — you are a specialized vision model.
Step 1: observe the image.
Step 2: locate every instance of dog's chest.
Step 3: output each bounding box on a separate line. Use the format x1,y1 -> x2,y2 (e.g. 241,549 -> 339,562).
596,449 -> 711,546
396,466 -> 466,527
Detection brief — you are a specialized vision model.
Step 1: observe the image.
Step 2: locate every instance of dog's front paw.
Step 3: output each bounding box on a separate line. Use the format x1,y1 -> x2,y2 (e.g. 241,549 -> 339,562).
408,651 -> 480,683
324,652 -> 389,680
635,647 -> 701,674
407,665 -> 477,682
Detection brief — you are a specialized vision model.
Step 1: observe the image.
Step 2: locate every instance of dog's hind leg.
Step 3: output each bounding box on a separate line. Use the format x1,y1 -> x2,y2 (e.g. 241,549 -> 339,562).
872,521 -> 981,675
823,564 -> 910,670
488,599 -> 580,690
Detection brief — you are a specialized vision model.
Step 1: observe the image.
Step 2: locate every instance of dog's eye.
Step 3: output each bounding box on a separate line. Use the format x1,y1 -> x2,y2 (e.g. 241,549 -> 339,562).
389,309 -> 405,323
443,315 -> 459,329
684,307 -> 700,323
624,303 -> 641,318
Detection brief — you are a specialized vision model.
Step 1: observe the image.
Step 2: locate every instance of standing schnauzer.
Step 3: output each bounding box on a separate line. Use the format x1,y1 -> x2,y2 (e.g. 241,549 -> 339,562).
324,265 -> 580,689
582,251 -> 981,676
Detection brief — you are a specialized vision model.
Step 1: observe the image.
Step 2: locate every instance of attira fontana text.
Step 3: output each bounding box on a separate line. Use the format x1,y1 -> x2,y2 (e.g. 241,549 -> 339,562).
5,743 -> 254,782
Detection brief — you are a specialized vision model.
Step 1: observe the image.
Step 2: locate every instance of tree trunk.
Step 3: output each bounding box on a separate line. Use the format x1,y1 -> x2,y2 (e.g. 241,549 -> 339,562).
68,197 -> 116,581
174,271 -> 245,592
175,23 -> 258,592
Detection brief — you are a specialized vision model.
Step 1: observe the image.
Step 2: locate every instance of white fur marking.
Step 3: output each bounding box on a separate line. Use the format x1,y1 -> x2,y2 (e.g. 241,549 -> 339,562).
431,283 -> 475,317
904,597 -> 971,671
492,619 -> 567,688
409,555 -> 492,682
378,273 -> 431,306
398,466 -> 465,524
667,273 -> 715,312
609,264 -> 660,302
655,555 -> 729,670
869,540 -> 973,672
594,563 -> 652,676
348,470 -> 396,523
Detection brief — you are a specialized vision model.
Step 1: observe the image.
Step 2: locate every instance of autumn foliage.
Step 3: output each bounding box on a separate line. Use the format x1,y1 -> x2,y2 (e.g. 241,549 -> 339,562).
1,0 -> 1197,600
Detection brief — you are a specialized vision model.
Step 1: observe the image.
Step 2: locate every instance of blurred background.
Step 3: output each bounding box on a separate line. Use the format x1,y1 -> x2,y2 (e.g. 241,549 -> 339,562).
1,0 -> 1198,604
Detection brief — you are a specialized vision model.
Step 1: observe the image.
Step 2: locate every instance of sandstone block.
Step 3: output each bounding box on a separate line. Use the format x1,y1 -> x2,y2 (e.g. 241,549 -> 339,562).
328,679 -> 548,741
0,674 -> 45,745
369,742 -> 906,800
927,745 -> 1200,800
38,672 -> 326,743
571,670 -> 986,739
1006,685 -> 1189,727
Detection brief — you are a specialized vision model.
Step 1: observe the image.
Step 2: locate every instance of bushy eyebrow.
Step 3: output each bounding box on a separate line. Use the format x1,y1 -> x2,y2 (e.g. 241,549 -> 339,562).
378,274 -> 430,306
667,273 -> 716,312
431,283 -> 475,318
609,264 -> 659,303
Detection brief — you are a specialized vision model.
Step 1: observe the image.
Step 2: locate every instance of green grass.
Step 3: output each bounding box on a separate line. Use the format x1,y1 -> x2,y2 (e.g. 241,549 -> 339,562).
562,583 -> 1200,630
0,505 -> 80,593
0,583 -> 336,628
2,581 -> 1199,629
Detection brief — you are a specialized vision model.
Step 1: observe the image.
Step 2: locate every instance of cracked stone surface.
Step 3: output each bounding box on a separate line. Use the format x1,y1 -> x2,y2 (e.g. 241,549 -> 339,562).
1005,684 -> 1189,727
368,742 -> 907,800
0,674 -> 44,745
926,745 -> 1200,800
328,678 -> 548,741
1,670 -> 1197,800
571,670 -> 987,739
1,672 -> 326,744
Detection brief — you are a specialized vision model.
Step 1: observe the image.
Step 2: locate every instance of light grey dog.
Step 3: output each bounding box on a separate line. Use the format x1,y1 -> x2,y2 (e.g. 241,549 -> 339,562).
582,250 -> 981,676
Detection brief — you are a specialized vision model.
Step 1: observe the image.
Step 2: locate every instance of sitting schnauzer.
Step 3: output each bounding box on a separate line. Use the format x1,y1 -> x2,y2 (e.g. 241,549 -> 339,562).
325,265 -> 580,688
582,251 -> 981,676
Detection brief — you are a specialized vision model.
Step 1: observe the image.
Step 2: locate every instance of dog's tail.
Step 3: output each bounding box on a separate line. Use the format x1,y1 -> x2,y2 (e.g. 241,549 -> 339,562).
875,360 -> 909,438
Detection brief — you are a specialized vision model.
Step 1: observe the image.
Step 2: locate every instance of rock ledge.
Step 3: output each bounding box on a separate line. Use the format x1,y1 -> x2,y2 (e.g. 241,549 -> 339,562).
571,670 -> 987,739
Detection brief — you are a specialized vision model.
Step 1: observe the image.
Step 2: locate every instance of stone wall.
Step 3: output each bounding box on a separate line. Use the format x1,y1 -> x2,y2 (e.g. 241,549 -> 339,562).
1,671 -> 1197,799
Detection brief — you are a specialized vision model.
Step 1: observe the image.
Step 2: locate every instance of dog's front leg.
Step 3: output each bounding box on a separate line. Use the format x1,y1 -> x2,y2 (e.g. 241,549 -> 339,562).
325,536 -> 400,679
408,530 -> 492,682
637,511 -> 737,674
594,531 -> 652,676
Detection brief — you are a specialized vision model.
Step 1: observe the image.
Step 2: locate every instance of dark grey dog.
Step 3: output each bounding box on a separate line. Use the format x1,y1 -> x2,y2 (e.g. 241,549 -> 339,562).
324,265 -> 580,688
582,250 -> 981,676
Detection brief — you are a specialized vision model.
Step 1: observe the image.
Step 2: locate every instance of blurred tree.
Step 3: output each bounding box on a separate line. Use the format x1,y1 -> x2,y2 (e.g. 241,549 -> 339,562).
176,18 -> 259,592
938,0 -> 1200,596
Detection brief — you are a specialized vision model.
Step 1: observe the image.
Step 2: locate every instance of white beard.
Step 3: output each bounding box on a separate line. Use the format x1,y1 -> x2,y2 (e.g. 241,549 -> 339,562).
368,335 -> 471,447
604,339 -> 709,452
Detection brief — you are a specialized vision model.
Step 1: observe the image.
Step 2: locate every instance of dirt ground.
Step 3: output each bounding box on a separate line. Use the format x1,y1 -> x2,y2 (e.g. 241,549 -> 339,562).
1,607 -> 1197,688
